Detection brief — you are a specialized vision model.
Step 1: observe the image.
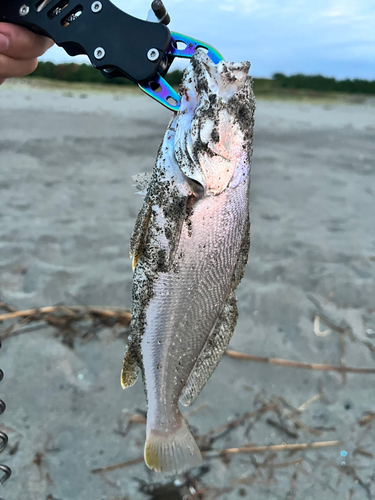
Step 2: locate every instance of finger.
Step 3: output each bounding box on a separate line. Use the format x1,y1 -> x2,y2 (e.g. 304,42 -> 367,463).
0,54 -> 38,79
0,23 -> 54,60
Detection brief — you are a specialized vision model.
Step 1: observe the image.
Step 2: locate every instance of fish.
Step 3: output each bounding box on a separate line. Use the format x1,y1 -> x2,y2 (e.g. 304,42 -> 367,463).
121,50 -> 255,474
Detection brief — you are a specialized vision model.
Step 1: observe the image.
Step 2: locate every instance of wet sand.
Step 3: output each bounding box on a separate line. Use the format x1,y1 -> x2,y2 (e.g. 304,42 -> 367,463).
0,79 -> 375,500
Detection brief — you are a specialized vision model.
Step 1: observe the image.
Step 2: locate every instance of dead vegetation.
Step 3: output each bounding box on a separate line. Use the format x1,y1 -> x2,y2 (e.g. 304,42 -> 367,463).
89,390 -> 375,499
0,304 -> 130,348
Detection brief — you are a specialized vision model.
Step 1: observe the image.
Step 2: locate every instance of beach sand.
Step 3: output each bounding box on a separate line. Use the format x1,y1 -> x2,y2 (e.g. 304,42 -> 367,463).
0,79 -> 374,499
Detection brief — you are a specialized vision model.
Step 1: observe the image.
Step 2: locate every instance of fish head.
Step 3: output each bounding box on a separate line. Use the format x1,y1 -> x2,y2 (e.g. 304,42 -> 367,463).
175,50 -> 255,195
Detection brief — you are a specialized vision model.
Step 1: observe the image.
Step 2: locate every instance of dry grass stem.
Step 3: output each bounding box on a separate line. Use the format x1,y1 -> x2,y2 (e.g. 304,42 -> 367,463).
298,394 -> 321,412
203,440 -> 343,458
288,470 -> 298,500
286,414 -> 323,437
353,447 -> 374,459
128,414 -> 147,424
308,296 -> 355,339
339,333 -> 347,385
313,315 -> 330,337
91,456 -> 144,474
98,471 -> 120,489
265,418 -> 299,439
330,461 -> 372,498
184,402 -> 210,420
225,350 -> 375,374
358,412 -> 375,426
197,404 -> 277,445
257,457 -> 303,469
0,302 -> 17,313
0,305 -> 131,323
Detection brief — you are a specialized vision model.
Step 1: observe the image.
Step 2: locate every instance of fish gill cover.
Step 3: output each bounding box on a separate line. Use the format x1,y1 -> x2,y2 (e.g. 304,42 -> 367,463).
121,50 -> 255,475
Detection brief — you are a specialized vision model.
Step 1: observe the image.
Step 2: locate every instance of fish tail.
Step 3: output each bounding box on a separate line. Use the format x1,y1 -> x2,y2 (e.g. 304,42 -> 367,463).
144,415 -> 202,474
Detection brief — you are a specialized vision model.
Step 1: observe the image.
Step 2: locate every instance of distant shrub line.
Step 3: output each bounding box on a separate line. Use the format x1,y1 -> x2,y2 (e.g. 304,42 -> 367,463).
29,62 -> 375,95
29,61 -> 183,87
272,72 -> 375,95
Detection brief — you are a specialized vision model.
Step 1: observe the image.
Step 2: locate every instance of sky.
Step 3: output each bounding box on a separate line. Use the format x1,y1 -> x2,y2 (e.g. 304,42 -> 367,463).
40,0 -> 375,80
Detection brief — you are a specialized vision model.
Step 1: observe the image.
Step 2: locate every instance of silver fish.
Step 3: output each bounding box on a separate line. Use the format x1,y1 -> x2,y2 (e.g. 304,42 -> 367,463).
121,50 -> 255,474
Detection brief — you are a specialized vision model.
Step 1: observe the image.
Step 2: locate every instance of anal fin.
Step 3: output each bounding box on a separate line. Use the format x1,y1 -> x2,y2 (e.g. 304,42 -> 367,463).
180,291 -> 238,407
121,337 -> 141,389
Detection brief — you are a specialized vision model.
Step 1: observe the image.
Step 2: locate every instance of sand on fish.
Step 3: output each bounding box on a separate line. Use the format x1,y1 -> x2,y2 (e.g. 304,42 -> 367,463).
0,79 -> 374,500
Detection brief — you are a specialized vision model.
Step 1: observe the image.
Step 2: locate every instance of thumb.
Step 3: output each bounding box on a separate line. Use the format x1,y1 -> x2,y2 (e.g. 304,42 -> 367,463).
0,33 -> 10,52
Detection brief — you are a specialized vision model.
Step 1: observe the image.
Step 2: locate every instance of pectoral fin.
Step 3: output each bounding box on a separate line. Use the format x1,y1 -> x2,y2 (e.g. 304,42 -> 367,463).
180,292 -> 238,407
130,198 -> 152,271
132,172 -> 153,196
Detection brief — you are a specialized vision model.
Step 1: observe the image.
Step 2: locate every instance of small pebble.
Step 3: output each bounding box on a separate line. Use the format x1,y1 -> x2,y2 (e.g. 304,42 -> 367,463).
366,328 -> 375,338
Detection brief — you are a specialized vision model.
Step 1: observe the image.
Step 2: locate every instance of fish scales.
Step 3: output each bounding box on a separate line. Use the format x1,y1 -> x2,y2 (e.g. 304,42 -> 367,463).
121,50 -> 255,474
144,183 -> 248,411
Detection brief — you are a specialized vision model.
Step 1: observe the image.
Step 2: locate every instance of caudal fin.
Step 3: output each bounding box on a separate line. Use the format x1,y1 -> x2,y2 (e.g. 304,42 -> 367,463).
144,417 -> 202,474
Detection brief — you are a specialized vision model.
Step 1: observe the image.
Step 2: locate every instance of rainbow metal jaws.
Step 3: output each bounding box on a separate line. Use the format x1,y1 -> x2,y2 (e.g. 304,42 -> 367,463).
139,74 -> 180,113
139,33 -> 224,112
168,32 -> 223,65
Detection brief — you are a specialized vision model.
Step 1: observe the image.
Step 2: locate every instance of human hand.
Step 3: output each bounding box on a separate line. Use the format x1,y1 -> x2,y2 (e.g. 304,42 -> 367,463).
0,23 -> 54,85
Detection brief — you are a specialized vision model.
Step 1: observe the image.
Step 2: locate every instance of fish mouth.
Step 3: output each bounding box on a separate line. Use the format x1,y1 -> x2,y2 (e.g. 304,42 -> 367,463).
173,50 -> 255,195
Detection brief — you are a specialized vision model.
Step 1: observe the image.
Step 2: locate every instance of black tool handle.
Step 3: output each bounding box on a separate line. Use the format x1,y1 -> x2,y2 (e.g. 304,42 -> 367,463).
0,0 -> 171,83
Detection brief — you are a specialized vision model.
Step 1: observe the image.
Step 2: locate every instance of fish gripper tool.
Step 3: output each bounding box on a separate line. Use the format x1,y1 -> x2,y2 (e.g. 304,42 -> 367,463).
0,0 -> 223,111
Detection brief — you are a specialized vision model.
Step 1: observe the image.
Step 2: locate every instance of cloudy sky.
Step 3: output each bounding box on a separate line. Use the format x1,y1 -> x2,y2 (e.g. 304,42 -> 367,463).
41,0 -> 375,79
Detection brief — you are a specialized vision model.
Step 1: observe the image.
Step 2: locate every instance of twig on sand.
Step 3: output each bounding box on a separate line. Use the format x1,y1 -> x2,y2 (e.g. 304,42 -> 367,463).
225,350 -> 375,374
0,302 -> 17,313
203,404 -> 276,437
203,440 -> 343,458
196,404 -> 277,447
339,333 -> 347,385
353,447 -> 374,459
265,418 -> 299,439
91,456 -> 144,474
288,470 -> 299,500
308,295 -> 355,340
128,414 -> 147,424
184,402 -> 210,420
257,457 -> 303,469
97,471 -> 120,489
358,412 -> 375,426
313,315 -> 330,337
0,306 -> 131,324
331,461 -> 372,498
298,394 -> 321,412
